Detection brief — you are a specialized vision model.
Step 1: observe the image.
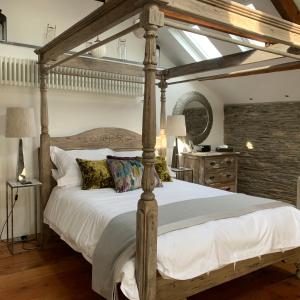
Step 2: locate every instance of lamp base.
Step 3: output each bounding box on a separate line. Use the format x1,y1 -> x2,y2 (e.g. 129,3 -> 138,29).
17,138 -> 26,182
171,137 -> 179,168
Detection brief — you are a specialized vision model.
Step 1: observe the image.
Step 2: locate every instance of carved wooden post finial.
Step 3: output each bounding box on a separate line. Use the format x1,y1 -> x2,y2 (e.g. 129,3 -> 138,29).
136,4 -> 164,300
158,76 -> 168,158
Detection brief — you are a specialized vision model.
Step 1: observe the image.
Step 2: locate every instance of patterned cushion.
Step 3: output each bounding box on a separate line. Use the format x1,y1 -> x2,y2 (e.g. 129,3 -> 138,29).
76,159 -> 114,190
155,156 -> 172,182
107,156 -> 162,193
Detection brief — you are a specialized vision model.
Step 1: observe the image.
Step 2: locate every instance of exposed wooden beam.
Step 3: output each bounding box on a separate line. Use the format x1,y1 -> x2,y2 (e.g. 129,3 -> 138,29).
167,60 -> 300,85
271,0 -> 300,24
35,0 -> 143,64
162,44 -> 296,79
197,61 -> 300,82
162,0 -> 300,48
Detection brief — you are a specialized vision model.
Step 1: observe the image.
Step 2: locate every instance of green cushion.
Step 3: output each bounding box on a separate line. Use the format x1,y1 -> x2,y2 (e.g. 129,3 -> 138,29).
76,159 -> 114,190
155,156 -> 172,182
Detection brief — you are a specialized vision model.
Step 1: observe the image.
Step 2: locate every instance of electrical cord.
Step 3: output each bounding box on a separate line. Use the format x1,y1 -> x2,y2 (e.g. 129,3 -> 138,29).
0,188 -> 39,251
0,188 -> 18,243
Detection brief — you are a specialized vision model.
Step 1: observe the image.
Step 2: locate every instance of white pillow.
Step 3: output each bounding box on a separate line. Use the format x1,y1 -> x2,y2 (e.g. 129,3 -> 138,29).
113,150 -> 143,157
50,146 -> 115,187
51,169 -> 60,181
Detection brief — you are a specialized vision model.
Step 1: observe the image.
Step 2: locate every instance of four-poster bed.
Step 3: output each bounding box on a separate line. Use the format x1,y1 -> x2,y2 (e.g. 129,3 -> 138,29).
35,1 -> 300,299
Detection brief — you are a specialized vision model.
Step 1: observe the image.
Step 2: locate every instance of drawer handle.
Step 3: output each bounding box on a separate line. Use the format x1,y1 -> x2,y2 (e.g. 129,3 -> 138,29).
210,161 -> 216,166
209,176 -> 215,180
226,160 -> 232,164
226,174 -> 231,178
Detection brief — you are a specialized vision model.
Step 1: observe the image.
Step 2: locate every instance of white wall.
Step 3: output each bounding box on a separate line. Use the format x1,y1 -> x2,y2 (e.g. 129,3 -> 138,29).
0,0 -> 224,239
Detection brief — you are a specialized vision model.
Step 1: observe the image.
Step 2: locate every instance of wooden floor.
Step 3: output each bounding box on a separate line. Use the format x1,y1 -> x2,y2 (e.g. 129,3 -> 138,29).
1,239 -> 300,300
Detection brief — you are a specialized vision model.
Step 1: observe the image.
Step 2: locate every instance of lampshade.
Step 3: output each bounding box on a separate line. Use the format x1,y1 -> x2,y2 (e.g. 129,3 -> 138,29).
5,107 -> 36,138
166,115 -> 186,137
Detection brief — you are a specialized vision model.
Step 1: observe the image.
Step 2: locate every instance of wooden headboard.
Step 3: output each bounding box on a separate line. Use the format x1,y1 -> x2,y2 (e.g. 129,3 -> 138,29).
50,127 -> 142,151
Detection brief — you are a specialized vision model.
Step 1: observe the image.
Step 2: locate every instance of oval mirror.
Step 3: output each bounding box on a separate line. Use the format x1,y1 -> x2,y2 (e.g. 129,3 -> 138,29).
173,91 -> 213,145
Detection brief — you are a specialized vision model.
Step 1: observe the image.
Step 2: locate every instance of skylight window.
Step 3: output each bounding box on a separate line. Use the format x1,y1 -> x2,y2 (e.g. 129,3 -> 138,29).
246,3 -> 256,10
183,26 -> 222,60
230,3 -> 265,52
169,25 -> 222,62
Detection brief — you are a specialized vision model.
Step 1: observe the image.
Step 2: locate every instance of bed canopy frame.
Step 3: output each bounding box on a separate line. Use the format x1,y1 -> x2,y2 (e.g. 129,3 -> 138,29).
35,1 -> 300,299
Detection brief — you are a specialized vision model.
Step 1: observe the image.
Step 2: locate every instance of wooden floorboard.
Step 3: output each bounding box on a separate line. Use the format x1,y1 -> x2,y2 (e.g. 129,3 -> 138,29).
0,239 -> 300,299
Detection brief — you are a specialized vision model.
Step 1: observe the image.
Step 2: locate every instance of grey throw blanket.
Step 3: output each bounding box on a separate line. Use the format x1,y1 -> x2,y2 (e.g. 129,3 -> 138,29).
92,193 -> 290,299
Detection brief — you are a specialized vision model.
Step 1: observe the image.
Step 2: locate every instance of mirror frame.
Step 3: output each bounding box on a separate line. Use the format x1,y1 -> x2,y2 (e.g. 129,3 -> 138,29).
172,91 -> 213,145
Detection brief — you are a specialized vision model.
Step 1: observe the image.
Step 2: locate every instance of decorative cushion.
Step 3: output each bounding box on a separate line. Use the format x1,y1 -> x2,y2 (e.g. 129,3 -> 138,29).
76,159 -> 114,190
155,156 -> 172,182
107,156 -> 162,193
50,146 -> 115,187
107,158 -> 143,193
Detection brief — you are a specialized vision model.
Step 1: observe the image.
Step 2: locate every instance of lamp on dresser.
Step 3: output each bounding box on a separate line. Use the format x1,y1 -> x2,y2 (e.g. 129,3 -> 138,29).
166,115 -> 186,168
5,107 -> 36,183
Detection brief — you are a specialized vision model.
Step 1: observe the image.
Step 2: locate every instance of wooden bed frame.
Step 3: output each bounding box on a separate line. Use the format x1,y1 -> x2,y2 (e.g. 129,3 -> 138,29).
35,1 -> 300,299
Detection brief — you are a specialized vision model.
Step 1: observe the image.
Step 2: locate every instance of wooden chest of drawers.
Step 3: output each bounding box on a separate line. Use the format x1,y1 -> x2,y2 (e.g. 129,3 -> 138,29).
182,152 -> 239,192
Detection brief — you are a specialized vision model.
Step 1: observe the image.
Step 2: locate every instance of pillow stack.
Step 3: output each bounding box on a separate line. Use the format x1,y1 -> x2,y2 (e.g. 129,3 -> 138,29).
50,146 -> 171,193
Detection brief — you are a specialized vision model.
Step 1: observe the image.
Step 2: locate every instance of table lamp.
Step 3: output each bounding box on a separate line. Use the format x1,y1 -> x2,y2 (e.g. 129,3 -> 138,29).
5,107 -> 36,183
166,115 -> 186,168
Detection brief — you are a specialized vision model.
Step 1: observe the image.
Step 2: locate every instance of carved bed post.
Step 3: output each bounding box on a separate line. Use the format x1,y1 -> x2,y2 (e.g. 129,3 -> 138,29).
297,177 -> 300,209
158,76 -> 168,158
136,4 -> 164,300
39,63 -> 51,246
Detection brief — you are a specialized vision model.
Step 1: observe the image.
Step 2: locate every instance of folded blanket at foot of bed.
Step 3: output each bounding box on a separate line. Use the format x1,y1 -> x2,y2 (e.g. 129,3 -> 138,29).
92,193 -> 290,300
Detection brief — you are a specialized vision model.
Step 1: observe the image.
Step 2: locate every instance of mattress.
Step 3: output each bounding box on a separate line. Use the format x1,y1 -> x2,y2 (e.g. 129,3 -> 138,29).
44,180 -> 300,300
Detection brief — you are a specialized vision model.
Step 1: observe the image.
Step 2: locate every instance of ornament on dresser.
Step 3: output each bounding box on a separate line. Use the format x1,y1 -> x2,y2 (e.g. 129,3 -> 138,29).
0,9 -> 7,42
194,144 -> 211,152
216,145 -> 234,152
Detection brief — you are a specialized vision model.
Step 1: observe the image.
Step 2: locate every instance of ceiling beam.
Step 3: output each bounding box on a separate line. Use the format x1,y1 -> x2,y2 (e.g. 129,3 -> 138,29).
197,61 -> 300,82
35,0 -> 143,64
161,44 -> 296,80
271,0 -> 300,24
162,0 -> 300,48
167,60 -> 300,85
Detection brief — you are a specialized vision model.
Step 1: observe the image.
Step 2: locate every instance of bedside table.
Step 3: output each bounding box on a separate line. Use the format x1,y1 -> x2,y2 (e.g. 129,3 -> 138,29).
6,179 -> 42,254
171,167 -> 193,182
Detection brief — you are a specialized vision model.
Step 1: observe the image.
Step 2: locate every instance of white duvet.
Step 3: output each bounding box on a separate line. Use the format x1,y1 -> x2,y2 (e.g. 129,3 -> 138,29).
44,180 -> 300,300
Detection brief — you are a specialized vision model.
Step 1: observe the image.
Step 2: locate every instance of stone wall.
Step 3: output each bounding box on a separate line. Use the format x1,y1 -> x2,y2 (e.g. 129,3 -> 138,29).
224,101 -> 300,204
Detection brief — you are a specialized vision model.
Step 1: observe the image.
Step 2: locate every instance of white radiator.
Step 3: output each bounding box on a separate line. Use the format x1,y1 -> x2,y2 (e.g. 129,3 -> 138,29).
0,56 -> 144,97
